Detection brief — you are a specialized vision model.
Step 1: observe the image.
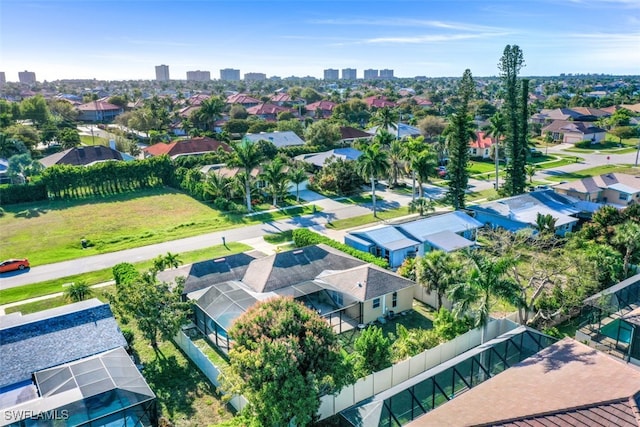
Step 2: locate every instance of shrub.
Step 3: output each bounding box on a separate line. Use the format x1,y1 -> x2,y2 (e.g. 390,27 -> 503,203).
0,181 -> 48,205
112,262 -> 140,285
292,229 -> 389,268
120,327 -> 135,346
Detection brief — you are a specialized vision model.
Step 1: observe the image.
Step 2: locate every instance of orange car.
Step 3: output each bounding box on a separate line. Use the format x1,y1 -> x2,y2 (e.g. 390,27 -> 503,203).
0,258 -> 30,273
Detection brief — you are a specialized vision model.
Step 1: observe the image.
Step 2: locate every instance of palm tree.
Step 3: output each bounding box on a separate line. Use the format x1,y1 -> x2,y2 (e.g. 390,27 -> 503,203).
64,280 -> 92,302
194,96 -> 224,132
416,251 -> 461,310
261,158 -> 290,206
484,112 -> 506,190
403,136 -> 426,202
163,252 -> 182,269
535,213 -> 557,235
613,222 -> 640,277
449,252 -> 521,343
288,166 -> 307,203
356,142 -> 390,217
525,164 -> 537,184
411,148 -> 438,198
230,139 -> 264,212
388,139 -> 404,188
204,172 -> 231,202
371,107 -> 398,134
408,197 -> 435,217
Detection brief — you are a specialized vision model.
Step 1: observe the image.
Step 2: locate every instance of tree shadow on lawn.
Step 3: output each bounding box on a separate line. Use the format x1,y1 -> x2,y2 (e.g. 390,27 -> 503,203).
141,350 -> 222,420
13,208 -> 49,219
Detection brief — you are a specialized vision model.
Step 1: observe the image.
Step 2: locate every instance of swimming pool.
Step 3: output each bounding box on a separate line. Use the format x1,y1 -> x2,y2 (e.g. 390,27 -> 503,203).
600,318 -> 632,344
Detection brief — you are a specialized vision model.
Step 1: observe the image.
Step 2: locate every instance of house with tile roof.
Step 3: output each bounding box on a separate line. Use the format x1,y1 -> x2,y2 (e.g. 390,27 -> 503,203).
306,100 -> 337,118
76,100 -> 123,122
541,119 -> 606,144
245,103 -> 294,121
225,93 -> 260,108
159,244 -> 416,353
0,299 -> 157,427
143,136 -> 232,159
468,189 -> 595,236
406,338 -> 640,427
554,173 -> 640,207
39,145 -> 125,168
364,95 -> 397,109
469,131 -> 495,159
269,93 -> 305,106
345,211 -> 483,268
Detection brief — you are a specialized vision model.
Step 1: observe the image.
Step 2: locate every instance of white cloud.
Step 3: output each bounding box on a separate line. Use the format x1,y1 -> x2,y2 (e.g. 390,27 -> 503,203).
308,17 -> 509,33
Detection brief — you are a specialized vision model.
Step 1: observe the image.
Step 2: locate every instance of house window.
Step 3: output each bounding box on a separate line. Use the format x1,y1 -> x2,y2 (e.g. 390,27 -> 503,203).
619,192 -> 631,201
392,292 -> 398,308
373,298 -> 380,309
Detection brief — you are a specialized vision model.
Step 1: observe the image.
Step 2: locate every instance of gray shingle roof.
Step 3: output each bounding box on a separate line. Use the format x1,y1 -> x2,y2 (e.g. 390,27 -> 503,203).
178,252 -> 261,294
0,299 -> 126,389
316,264 -> 415,301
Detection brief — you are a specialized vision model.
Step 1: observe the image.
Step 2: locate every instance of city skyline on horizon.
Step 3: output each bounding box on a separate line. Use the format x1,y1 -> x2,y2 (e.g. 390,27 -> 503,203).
1,0 -> 639,82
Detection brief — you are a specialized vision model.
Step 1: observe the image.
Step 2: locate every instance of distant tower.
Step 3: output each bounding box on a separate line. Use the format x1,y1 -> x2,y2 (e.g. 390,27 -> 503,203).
0,72 -> 6,88
186,70 -> 211,81
244,72 -> 267,82
18,70 -> 36,84
364,69 -> 379,80
380,69 -> 395,79
323,69 -> 339,80
155,65 -> 170,82
220,68 -> 241,81
341,68 -> 357,80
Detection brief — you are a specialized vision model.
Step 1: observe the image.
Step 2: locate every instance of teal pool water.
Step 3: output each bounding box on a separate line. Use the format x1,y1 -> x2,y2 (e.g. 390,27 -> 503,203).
600,319 -> 632,344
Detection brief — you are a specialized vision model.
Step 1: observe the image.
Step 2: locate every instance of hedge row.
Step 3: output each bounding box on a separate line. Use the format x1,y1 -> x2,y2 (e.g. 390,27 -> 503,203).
292,228 -> 389,269
0,181 -> 48,205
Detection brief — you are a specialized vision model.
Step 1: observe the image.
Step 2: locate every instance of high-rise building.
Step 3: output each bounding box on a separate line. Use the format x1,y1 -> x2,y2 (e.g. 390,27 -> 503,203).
323,69 -> 339,80
0,72 -> 6,87
220,68 -> 241,81
18,70 -> 36,84
244,72 -> 266,82
186,70 -> 211,81
364,69 -> 379,79
380,69 -> 395,79
341,68 -> 357,80
155,65 -> 170,81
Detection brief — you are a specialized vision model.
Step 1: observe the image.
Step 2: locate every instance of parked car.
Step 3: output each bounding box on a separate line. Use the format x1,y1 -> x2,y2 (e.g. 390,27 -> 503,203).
529,148 -> 543,157
0,258 -> 30,273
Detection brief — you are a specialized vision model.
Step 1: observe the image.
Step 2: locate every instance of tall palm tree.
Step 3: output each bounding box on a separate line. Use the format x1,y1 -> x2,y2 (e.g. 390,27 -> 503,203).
388,139 -> 405,188
194,96 -> 225,132
525,164 -> 537,184
403,136 -> 425,202
411,148 -> 438,198
371,107 -> 398,134
449,252 -> 521,343
484,112 -> 506,191
408,197 -> 435,217
230,139 -> 264,212
261,157 -> 290,206
288,166 -> 307,203
613,222 -> 640,277
356,142 -> 390,217
416,251 -> 461,310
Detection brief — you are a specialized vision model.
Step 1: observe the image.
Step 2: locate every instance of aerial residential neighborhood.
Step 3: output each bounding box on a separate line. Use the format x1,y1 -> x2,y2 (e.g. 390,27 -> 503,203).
1,1 -> 640,426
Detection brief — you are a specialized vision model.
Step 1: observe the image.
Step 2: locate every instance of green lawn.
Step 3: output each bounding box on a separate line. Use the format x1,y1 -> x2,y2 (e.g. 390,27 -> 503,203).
0,188 -> 313,266
468,160 -> 497,174
562,135 -> 640,154
80,135 -> 110,146
263,230 -> 294,244
544,164 -> 639,182
337,194 -> 383,205
326,206 -> 412,230
0,242 -> 250,305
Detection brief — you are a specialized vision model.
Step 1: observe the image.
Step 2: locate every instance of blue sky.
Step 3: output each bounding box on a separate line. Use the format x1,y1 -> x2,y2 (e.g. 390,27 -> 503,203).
1,0 -> 639,81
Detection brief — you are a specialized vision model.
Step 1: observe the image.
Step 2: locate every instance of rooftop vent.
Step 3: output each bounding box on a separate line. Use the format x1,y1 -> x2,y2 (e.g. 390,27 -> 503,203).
293,249 -> 304,255
213,257 -> 226,263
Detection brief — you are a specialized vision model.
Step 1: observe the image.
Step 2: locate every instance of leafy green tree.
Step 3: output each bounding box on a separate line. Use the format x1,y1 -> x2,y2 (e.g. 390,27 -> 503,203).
417,115 -> 446,141
449,252 -> 522,342
0,133 -> 28,158
221,297 -> 349,427
113,267 -> 191,348
432,307 -> 472,341
276,118 -> 305,137
408,197 -> 435,217
289,166 -> 307,203
58,127 -> 81,149
304,120 -> 341,148
499,45 -> 528,196
230,138 -> 264,212
356,142 -> 390,217
444,69 -> 475,209
229,104 -> 248,120
416,250 -> 461,310
20,95 -> 50,126
352,326 -> 392,377
612,221 -> 640,277
7,153 -> 43,183
391,324 -> 440,361
610,126 -> 638,143
64,280 -> 93,302
314,158 -> 363,195
300,87 -> 322,103
3,124 -> 40,151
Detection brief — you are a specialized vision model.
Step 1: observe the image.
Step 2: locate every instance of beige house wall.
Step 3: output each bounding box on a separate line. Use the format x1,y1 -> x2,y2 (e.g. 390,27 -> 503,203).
362,286 -> 414,324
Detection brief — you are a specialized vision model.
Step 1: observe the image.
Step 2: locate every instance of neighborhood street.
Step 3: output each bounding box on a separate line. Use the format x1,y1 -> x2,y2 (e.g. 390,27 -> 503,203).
1,146 -> 638,290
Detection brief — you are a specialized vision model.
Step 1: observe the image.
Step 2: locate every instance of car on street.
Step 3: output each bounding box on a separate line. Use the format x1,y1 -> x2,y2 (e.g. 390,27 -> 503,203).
0,258 -> 30,273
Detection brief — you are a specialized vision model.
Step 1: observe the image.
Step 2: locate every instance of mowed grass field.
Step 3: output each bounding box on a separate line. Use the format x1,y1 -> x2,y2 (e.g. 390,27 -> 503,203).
0,187 -> 312,266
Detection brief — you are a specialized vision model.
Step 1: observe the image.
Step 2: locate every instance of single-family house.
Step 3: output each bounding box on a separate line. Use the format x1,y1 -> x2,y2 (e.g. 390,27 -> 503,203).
345,211 -> 483,268
245,103 -> 294,121
364,95 -> 397,109
160,244 -> 416,353
469,131 -> 495,159
295,147 -> 362,169
468,190 -> 589,236
243,131 -> 305,148
39,145 -> 125,168
541,120 -> 606,144
76,100 -> 123,122
412,97 -> 433,108
0,299 -> 156,427
367,123 -> 422,139
143,136 -> 232,159
306,100 -> 337,118
269,93 -> 305,107
225,93 -> 260,108
339,126 -> 374,145
554,173 -> 640,207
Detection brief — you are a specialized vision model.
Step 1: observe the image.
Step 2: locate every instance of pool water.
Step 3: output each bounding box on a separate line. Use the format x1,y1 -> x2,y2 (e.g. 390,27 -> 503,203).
600,319 -> 632,344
